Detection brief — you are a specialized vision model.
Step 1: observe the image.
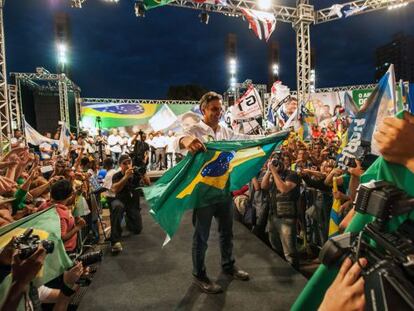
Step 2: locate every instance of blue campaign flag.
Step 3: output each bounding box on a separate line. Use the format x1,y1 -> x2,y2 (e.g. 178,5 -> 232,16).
408,83 -> 414,114
339,65 -> 396,165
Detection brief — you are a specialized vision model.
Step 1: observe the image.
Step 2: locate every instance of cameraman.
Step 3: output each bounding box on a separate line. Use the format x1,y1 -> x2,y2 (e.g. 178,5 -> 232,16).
131,131 -> 149,169
110,155 -> 143,254
261,155 -> 301,268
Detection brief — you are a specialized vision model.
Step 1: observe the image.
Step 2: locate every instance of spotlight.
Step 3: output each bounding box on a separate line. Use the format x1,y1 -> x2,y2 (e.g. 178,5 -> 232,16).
71,0 -> 85,8
134,1 -> 146,17
199,11 -> 210,24
258,0 -> 272,11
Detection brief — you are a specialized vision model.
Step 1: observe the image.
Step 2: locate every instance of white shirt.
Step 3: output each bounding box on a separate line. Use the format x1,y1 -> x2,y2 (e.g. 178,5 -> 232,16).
165,135 -> 175,153
174,120 -> 253,154
152,135 -> 168,149
103,168 -> 117,198
108,134 -> 122,153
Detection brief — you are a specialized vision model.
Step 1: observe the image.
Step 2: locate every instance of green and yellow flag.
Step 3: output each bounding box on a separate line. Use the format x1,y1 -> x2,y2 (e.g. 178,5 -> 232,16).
0,208 -> 73,306
292,112 -> 414,311
144,0 -> 173,10
328,177 -> 342,238
143,132 -> 289,241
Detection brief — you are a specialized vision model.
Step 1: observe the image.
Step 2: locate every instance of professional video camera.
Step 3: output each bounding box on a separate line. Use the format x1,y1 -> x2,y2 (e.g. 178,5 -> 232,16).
320,181 -> 414,311
14,228 -> 55,260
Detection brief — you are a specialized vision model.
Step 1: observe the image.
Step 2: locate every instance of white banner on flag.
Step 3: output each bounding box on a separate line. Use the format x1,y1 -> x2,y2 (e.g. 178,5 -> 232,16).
231,86 -> 263,121
24,120 -> 58,146
149,105 -> 178,132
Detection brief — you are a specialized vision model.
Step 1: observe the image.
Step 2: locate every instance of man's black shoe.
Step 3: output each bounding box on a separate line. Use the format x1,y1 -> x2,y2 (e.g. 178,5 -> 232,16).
224,266 -> 250,281
193,276 -> 223,294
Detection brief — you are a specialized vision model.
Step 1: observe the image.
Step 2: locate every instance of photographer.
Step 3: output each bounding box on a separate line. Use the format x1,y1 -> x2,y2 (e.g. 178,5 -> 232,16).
110,155 -> 143,254
261,154 -> 301,268
131,131 -> 149,169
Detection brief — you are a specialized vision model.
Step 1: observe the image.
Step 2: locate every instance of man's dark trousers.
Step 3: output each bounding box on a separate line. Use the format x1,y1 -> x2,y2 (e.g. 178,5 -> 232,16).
109,198 -> 143,244
192,198 -> 235,278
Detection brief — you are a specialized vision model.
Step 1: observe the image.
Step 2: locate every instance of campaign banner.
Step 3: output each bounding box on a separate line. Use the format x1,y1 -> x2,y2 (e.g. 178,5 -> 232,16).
231,86 -> 263,121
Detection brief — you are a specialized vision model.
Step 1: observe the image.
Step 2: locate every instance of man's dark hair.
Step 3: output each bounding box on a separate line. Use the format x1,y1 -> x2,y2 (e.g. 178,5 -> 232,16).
199,91 -> 222,112
50,180 -> 73,202
103,157 -> 114,170
80,157 -> 90,167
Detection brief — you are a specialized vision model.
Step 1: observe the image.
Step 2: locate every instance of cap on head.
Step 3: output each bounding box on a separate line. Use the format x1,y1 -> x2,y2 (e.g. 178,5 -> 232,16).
118,154 -> 131,165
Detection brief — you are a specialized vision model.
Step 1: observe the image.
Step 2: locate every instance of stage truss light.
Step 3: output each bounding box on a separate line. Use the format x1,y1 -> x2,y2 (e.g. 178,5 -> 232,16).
229,58 -> 237,75
258,0 -> 272,11
199,11 -> 210,24
71,0 -> 86,8
388,1 -> 408,10
134,1 -> 146,17
310,69 -> 316,93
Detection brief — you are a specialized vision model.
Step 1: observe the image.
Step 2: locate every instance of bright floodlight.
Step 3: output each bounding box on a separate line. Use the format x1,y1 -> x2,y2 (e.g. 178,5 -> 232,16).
104,0 -> 119,2
258,0 -> 272,10
272,63 -> 279,75
388,2 -> 408,10
57,43 -> 67,64
229,58 -> 237,75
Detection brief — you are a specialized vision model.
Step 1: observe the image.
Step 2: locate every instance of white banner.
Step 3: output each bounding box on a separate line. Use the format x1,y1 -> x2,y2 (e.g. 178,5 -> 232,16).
149,105 -> 178,132
231,86 -> 263,121
24,120 -> 58,146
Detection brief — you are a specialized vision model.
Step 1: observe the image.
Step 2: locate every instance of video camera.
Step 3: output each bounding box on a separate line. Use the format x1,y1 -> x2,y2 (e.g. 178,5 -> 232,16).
320,181 -> 414,311
271,151 -> 283,168
14,228 -> 55,260
76,250 -> 103,267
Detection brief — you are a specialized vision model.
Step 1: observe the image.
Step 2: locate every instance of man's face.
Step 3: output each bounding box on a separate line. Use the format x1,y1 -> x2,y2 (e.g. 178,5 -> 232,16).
15,130 -> 22,138
202,99 -> 222,126
120,158 -> 132,173
286,99 -> 298,115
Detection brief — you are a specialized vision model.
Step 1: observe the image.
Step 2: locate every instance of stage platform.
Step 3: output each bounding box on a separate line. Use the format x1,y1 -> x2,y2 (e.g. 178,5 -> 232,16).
78,203 -> 307,311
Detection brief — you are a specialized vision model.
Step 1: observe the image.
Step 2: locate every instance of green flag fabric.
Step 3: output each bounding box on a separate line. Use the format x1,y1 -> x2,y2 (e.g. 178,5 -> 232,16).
0,208 -> 73,306
292,114 -> 414,310
143,131 -> 289,240
144,0 -> 173,10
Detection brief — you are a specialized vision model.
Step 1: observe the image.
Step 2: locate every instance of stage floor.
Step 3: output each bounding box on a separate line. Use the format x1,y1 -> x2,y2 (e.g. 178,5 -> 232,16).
78,203 -> 307,311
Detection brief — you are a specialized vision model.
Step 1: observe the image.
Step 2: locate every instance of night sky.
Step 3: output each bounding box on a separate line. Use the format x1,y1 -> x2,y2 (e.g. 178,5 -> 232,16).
5,0 -> 414,99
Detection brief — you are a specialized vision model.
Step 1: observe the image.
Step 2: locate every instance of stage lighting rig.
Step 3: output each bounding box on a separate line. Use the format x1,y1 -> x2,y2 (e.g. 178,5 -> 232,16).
199,11 -> 210,24
134,1 -> 146,17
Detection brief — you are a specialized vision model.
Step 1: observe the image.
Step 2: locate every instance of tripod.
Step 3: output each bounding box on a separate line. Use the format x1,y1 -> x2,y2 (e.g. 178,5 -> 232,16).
95,116 -> 105,165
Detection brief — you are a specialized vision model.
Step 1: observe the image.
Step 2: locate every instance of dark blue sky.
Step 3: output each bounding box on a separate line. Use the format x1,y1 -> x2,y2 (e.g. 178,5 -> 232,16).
5,0 -> 414,99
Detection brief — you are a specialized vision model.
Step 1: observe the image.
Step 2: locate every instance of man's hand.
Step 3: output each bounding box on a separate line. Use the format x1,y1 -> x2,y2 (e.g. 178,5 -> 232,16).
64,262 -> 83,288
11,247 -> 47,289
75,217 -> 86,229
180,136 -> 206,154
125,167 -> 135,178
374,111 -> 414,172
319,257 -> 367,311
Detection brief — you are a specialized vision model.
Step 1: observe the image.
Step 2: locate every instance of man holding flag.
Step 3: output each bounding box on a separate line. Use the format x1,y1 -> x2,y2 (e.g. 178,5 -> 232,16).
177,91 -> 259,294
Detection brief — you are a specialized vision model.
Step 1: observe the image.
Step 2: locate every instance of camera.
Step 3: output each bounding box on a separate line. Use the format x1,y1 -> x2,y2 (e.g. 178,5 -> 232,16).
271,151 -> 283,168
76,250 -> 103,266
14,228 -> 55,260
133,166 -> 146,177
319,181 -> 414,310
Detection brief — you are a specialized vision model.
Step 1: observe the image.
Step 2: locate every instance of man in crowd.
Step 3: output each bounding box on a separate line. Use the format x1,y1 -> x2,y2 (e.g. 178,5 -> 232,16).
110,154 -> 143,253
165,130 -> 175,169
108,129 -> 123,163
177,91 -> 251,294
39,133 -> 53,161
152,131 -> 168,170
10,129 -> 24,148
131,130 -> 149,169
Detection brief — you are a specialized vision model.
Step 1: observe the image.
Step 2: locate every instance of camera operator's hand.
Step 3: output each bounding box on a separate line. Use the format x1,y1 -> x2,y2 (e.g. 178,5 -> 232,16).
180,136 -> 206,154
348,160 -> 364,177
75,217 -> 86,229
11,247 -> 47,289
319,257 -> 367,311
64,262 -> 83,288
374,111 -> 414,173
125,167 -> 135,178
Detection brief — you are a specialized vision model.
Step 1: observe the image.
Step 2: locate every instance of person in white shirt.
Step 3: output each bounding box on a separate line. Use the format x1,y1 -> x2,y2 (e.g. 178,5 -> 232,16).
177,91 -> 251,294
165,130 -> 176,169
108,129 -> 122,163
152,132 -> 168,170
10,129 -> 24,148
39,132 -> 53,161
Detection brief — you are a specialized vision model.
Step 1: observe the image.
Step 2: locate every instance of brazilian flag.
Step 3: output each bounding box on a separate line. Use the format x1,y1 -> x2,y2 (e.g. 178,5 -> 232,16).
143,131 -> 289,242
144,0 -> 173,9
292,112 -> 414,310
0,208 -> 73,307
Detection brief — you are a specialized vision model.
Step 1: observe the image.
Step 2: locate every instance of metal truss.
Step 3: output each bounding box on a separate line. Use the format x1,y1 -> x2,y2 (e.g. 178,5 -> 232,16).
10,71 -> 80,92
81,98 -> 199,106
289,83 -> 378,96
58,78 -> 70,126
316,0 -> 414,24
0,1 -> 10,153
8,84 -> 21,130
74,91 -> 82,134
169,0 -> 297,23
